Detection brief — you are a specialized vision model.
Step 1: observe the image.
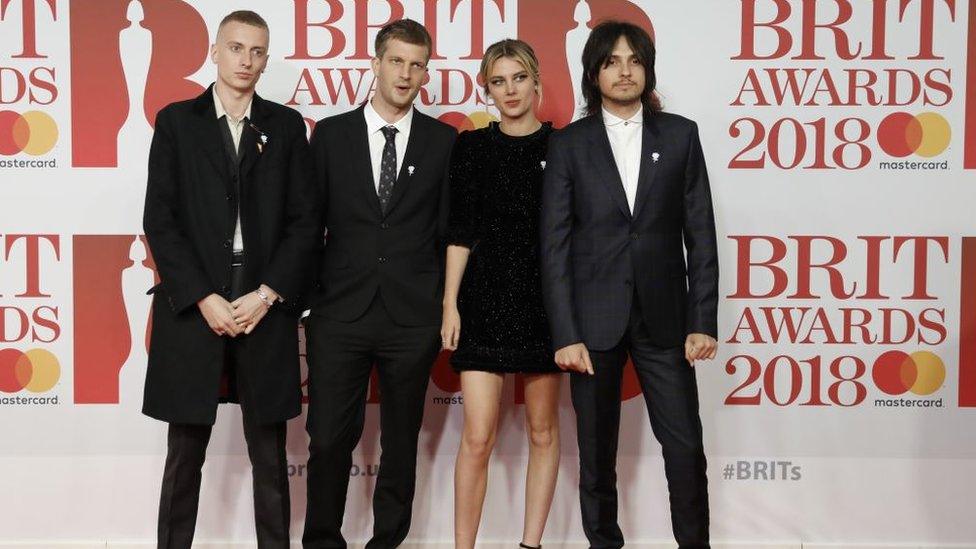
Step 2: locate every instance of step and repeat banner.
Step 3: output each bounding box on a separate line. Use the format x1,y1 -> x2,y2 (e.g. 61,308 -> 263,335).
1,0 -> 975,546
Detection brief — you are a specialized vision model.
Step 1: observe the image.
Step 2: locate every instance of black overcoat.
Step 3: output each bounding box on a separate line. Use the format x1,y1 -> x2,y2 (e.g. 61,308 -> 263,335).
142,85 -> 320,425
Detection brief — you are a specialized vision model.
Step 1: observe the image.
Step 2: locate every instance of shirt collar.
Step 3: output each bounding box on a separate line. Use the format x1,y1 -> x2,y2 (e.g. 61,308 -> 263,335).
213,86 -> 252,124
364,98 -> 413,137
602,106 -> 643,128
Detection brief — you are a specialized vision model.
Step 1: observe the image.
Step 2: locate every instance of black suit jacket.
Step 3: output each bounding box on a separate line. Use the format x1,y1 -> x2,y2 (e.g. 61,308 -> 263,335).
540,110 -> 718,351
309,105 -> 457,325
142,85 -> 319,425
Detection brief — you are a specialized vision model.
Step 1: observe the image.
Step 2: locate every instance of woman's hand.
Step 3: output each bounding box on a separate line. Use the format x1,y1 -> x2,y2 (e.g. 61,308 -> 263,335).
441,304 -> 461,351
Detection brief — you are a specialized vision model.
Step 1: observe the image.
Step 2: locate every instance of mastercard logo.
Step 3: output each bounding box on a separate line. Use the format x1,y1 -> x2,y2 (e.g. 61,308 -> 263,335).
0,348 -> 61,393
438,111 -> 497,132
876,112 -> 950,158
872,350 -> 945,396
0,110 -> 58,156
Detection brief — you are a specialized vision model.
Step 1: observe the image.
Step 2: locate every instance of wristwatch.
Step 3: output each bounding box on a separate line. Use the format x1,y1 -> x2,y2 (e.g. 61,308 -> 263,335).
256,288 -> 275,308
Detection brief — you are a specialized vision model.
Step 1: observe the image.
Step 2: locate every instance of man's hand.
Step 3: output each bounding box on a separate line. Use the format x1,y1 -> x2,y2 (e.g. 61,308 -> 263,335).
198,293 -> 242,337
232,285 -> 278,335
555,342 -> 594,375
440,305 -> 461,351
685,333 -> 717,366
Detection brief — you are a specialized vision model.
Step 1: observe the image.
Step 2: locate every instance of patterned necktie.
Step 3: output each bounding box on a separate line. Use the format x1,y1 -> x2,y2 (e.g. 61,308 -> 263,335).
378,125 -> 398,214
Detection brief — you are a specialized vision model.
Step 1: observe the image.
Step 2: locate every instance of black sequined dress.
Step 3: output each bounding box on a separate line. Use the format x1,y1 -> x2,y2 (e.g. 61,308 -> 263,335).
446,121 -> 560,374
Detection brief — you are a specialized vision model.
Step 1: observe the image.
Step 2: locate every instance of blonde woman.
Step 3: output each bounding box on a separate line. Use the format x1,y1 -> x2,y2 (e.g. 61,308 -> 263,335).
442,39 -> 562,549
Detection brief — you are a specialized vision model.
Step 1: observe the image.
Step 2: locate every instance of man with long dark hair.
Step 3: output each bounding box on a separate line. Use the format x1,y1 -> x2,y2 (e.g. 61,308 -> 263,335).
540,20 -> 718,548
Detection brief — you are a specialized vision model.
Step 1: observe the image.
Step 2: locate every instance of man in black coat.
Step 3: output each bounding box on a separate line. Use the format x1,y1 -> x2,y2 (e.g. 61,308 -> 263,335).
142,11 -> 318,549
301,19 -> 457,549
540,21 -> 719,549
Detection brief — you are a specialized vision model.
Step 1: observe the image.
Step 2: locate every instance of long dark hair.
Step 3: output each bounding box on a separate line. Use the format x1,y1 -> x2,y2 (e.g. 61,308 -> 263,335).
581,20 -> 662,116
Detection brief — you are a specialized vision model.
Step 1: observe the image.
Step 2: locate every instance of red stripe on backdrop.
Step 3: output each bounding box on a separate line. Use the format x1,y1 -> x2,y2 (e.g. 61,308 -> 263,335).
966,0 -> 976,168
959,237 -> 976,406
73,235 -> 156,404
69,0 -> 208,167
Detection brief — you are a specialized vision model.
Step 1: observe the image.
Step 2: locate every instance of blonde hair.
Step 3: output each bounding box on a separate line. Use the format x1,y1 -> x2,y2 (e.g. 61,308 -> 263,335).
480,39 -> 542,106
218,10 -> 269,32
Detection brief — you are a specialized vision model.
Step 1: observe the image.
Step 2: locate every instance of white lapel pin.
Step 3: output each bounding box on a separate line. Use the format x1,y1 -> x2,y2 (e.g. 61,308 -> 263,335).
540,160 -> 546,169
651,152 -> 660,163
407,165 -> 415,176
248,121 -> 269,154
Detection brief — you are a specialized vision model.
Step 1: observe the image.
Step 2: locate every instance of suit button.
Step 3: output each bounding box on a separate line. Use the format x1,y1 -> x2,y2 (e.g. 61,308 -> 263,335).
225,194 -> 231,201
222,240 -> 231,248
630,233 -> 639,240
220,285 -> 230,295
625,279 -> 633,286
378,257 -> 387,263
380,223 -> 389,229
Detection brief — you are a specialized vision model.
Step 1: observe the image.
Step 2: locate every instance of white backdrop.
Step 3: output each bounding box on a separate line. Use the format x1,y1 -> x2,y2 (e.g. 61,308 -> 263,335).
1,0 -> 975,547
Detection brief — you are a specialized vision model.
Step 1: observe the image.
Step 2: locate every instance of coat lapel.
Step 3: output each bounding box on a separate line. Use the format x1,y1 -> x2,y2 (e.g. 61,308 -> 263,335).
192,85 -> 230,186
348,105 -> 383,217
384,108 -> 428,218
587,116 -> 632,220
239,93 -> 265,180
631,111 -> 661,220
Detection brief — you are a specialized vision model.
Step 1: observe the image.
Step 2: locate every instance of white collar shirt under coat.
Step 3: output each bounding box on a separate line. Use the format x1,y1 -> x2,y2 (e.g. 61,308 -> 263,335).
602,106 -> 643,214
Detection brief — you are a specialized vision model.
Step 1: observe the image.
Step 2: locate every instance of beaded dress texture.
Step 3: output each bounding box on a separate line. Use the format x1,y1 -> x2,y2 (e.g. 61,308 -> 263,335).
446,121 -> 560,374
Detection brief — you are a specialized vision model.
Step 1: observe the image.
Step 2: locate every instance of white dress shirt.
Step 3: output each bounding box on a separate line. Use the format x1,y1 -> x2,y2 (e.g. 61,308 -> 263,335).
213,88 -> 252,252
364,99 -> 413,192
603,106 -> 643,213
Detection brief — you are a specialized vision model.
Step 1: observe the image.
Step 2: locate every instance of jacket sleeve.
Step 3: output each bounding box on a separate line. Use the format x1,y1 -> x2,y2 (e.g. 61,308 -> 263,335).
681,121 -> 719,338
142,107 -> 214,313
445,132 -> 481,248
539,130 -> 582,350
436,127 -> 459,261
261,112 -> 322,311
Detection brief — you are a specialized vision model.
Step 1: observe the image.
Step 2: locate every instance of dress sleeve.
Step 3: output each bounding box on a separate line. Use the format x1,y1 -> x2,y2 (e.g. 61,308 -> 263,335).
446,131 -> 482,248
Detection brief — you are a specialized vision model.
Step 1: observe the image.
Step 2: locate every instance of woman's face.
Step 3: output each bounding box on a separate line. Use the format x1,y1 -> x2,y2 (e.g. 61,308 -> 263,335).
486,56 -> 538,121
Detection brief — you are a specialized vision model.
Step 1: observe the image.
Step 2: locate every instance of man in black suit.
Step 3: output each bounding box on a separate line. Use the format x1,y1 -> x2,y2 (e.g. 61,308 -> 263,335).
540,21 -> 718,549
142,11 -> 319,549
302,19 -> 457,549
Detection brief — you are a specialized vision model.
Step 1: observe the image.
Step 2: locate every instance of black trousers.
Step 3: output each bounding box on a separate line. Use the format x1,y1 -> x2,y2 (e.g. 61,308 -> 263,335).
571,300 -> 709,549
302,292 -> 440,549
156,263 -> 291,549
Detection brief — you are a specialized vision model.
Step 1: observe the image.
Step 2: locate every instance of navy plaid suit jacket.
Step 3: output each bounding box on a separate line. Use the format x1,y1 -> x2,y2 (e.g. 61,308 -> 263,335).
540,110 -> 718,351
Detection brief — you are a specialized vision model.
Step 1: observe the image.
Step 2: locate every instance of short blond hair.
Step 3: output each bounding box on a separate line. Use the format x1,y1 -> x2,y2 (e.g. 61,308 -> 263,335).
218,10 -> 268,33
480,39 -> 542,105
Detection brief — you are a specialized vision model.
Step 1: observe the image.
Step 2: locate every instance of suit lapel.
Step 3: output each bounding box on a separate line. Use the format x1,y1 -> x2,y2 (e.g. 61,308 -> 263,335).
631,111 -> 661,220
588,116 -> 632,220
348,106 -> 383,217
384,108 -> 428,218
